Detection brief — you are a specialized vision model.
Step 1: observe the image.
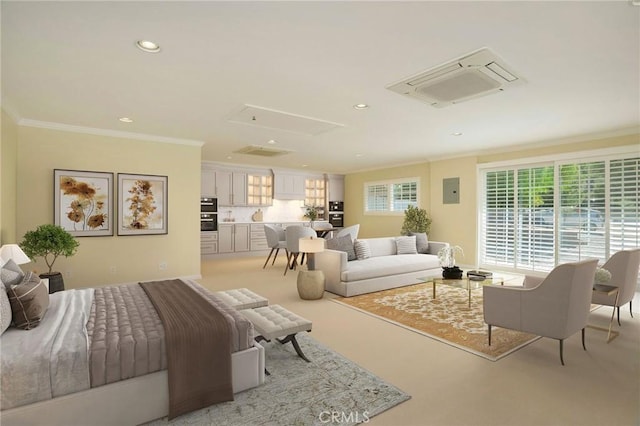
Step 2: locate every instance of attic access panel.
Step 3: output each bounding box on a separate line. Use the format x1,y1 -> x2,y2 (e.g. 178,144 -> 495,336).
228,104 -> 345,136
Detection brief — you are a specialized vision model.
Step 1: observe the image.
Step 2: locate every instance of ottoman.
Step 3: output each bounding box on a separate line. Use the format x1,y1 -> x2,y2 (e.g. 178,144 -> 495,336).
240,305 -> 313,362
214,288 -> 269,310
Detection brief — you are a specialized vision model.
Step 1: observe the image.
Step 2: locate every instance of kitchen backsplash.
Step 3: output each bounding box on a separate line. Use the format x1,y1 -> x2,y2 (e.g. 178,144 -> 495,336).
219,199 -> 317,223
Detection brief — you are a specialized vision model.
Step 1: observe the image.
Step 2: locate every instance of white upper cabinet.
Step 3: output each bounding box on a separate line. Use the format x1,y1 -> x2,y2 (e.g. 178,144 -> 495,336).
201,167 -> 217,197
217,170 -> 247,206
273,172 -> 306,200
328,174 -> 345,202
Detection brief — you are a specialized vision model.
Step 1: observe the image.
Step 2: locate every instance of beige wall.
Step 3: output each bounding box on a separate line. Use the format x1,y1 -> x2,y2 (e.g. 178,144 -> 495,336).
1,110 -> 19,244
345,133 -> 639,267
345,162 -> 430,238
15,125 -> 202,289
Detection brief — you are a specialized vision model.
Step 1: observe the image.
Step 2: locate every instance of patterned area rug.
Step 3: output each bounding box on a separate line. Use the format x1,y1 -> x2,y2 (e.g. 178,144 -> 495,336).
145,333 -> 410,425
333,282 -> 540,361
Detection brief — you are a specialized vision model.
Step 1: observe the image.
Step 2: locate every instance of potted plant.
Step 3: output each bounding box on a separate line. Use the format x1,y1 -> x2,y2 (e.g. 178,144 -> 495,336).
437,245 -> 464,279
19,224 -> 79,293
401,205 -> 432,236
303,205 -> 319,226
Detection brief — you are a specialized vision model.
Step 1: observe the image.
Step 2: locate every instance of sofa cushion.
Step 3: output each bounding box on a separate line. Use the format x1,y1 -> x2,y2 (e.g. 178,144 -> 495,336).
7,274 -> 49,330
367,238 -> 398,257
342,254 -> 440,282
1,260 -> 24,289
409,232 -> 430,253
326,235 -> 356,261
354,239 -> 371,260
396,236 -> 417,254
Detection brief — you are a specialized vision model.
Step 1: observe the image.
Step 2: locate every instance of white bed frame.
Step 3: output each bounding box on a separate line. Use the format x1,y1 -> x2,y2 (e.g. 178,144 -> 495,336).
1,342 -> 265,426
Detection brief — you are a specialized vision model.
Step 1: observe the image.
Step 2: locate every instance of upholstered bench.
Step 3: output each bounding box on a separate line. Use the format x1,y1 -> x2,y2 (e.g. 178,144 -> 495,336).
214,288 -> 269,310
240,305 -> 313,362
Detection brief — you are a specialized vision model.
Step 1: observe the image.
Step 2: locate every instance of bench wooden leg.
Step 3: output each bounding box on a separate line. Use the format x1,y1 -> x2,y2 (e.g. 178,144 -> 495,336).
277,333 -> 311,362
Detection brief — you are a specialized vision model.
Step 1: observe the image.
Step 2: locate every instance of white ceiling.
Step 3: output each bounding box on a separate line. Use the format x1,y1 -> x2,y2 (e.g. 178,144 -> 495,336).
2,1 -> 639,174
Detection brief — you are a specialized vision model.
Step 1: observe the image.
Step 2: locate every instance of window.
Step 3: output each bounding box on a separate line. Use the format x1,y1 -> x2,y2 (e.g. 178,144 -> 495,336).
480,151 -> 639,273
364,178 -> 419,214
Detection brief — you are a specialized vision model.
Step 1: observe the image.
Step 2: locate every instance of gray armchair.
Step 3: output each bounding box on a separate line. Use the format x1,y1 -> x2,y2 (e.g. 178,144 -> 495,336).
263,224 -> 287,269
483,259 -> 598,365
592,248 -> 640,325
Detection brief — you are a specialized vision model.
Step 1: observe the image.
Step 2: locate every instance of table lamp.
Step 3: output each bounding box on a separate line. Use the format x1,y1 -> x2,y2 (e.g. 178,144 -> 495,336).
0,244 -> 31,266
296,237 -> 325,300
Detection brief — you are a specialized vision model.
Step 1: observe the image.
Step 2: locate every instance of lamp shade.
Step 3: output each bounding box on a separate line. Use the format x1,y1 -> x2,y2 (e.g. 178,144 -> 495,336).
298,237 -> 325,254
0,244 -> 31,265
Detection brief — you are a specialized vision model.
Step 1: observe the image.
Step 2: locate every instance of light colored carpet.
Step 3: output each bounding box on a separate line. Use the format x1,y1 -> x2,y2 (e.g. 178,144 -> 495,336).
333,282 -> 540,361
144,333 -> 410,426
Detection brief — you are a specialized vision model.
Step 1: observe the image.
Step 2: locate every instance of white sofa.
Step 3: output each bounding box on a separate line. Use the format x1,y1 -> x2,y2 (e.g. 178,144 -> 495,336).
315,236 -> 448,297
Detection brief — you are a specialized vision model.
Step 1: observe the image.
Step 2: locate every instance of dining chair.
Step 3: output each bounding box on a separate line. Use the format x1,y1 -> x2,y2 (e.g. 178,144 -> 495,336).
284,226 -> 316,276
592,248 -> 640,325
483,258 -> 598,365
263,224 -> 288,269
335,224 -> 360,241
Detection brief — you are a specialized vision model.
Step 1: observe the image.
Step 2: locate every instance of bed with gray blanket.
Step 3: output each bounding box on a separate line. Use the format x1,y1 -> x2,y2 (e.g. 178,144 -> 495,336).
0,279 -> 265,425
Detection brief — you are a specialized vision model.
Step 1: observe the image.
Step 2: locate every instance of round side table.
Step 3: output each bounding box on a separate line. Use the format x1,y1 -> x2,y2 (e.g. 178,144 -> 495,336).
297,270 -> 325,300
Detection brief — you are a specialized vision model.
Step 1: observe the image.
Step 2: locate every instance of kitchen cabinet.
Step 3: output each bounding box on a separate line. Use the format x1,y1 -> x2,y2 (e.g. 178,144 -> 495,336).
217,171 -> 247,206
247,174 -> 273,206
218,223 -> 250,253
274,172 -> 305,200
200,231 -> 218,255
250,224 -> 269,251
201,168 -> 217,197
328,174 -> 345,202
305,177 -> 326,218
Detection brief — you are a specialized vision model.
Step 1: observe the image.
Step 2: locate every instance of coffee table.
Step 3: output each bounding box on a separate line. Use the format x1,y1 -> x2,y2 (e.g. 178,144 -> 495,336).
418,274 -> 504,308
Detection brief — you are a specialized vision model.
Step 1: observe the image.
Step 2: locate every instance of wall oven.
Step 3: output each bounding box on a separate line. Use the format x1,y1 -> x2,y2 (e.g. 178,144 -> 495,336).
201,213 -> 218,231
328,213 -> 344,228
201,197 -> 217,213
329,201 -> 344,212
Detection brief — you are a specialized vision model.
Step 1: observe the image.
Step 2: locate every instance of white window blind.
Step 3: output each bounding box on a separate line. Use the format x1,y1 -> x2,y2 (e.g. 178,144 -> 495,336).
364,178 -> 419,213
610,157 -> 640,252
481,170 -> 515,268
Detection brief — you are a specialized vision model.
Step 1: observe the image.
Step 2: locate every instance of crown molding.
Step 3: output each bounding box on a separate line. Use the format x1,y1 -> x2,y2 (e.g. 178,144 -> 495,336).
17,119 -> 205,147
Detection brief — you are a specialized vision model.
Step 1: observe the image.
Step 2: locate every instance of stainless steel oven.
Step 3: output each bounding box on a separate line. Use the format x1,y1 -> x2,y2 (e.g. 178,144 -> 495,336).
201,197 -> 217,213
329,201 -> 344,212
328,213 -> 344,228
201,213 -> 218,231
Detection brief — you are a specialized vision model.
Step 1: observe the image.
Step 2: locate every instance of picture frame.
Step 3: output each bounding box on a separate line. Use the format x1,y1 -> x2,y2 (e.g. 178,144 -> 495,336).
54,169 -> 114,237
117,173 -> 168,236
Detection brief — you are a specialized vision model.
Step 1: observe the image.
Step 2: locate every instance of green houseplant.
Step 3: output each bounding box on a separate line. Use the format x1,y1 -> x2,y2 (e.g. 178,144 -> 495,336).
400,205 -> 432,236
303,205 -> 320,225
19,224 -> 79,292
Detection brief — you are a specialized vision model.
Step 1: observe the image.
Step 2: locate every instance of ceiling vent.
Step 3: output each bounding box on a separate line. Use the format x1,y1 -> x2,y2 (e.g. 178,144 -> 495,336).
386,48 -> 525,108
234,145 -> 294,157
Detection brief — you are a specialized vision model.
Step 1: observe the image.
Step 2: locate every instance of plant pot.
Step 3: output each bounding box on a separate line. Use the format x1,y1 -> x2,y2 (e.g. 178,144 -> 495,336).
39,272 -> 65,294
442,266 -> 463,279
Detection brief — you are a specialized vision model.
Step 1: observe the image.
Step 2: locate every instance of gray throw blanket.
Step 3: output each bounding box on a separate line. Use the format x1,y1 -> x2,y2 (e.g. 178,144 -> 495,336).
140,279 -> 233,420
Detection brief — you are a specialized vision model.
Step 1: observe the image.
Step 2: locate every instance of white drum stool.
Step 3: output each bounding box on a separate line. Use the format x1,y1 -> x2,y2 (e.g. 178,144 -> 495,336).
214,288 -> 269,310
240,304 -> 313,363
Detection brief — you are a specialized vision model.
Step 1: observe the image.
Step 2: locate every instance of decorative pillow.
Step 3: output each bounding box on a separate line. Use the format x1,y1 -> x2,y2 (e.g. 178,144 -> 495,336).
1,259 -> 25,289
7,274 -> 49,330
326,235 -> 356,261
354,239 -> 371,260
0,286 -> 12,334
396,235 -> 418,254
409,232 -> 430,254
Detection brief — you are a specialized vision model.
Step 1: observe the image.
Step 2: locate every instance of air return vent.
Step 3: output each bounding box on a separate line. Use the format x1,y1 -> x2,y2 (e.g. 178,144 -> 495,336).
234,145 -> 294,157
386,48 -> 525,108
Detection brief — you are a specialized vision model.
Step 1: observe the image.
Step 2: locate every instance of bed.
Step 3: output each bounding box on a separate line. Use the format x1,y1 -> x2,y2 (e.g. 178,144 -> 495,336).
0,277 -> 265,426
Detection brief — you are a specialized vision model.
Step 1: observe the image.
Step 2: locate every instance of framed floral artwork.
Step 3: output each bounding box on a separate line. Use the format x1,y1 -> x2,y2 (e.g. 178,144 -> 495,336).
117,173 -> 168,235
54,169 -> 114,237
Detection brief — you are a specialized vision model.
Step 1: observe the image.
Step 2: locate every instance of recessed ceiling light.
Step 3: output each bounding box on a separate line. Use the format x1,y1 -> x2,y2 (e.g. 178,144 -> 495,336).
226,156 -> 232,160
301,164 -> 308,168
267,139 -> 276,144
119,117 -> 133,123
451,132 -> 463,136
353,104 -> 369,110
136,40 -> 161,53
355,153 -> 364,158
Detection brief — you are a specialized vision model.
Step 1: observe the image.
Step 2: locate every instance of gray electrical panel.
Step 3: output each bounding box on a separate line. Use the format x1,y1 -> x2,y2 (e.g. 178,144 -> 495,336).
443,177 -> 460,204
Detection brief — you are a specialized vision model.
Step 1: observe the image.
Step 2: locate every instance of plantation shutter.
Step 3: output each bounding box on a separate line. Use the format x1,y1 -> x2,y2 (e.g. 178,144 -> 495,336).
392,182 -> 417,211
609,157 -> 640,253
481,170 -> 515,268
366,184 -> 388,212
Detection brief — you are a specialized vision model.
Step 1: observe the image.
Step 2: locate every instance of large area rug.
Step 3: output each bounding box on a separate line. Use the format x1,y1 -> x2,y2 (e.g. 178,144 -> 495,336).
145,333 -> 410,425
333,282 -> 540,361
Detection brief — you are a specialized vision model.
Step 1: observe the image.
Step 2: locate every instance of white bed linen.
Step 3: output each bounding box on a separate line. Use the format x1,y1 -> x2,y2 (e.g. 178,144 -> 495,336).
0,288 -> 94,410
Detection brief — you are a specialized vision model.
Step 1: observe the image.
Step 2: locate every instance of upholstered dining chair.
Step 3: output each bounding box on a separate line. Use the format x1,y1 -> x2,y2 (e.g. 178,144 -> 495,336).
263,224 -> 288,269
592,248 -> 640,325
335,224 -> 360,241
483,258 -> 598,365
284,226 -> 316,276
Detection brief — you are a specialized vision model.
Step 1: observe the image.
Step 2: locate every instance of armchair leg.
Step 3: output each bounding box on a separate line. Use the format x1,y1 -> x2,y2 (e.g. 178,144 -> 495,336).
559,339 -> 565,366
631,301 -> 634,318
487,324 -> 492,346
271,248 -> 280,265
263,248 -> 275,269
617,306 -> 621,326
581,328 -> 586,351
284,252 -> 292,276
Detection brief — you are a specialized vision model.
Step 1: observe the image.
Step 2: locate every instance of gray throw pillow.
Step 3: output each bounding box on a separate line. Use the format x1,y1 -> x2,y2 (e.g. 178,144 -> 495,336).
396,236 -> 418,254
354,239 -> 371,260
7,273 -> 49,330
326,235 -> 356,261
1,259 -> 25,289
409,232 -> 430,253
